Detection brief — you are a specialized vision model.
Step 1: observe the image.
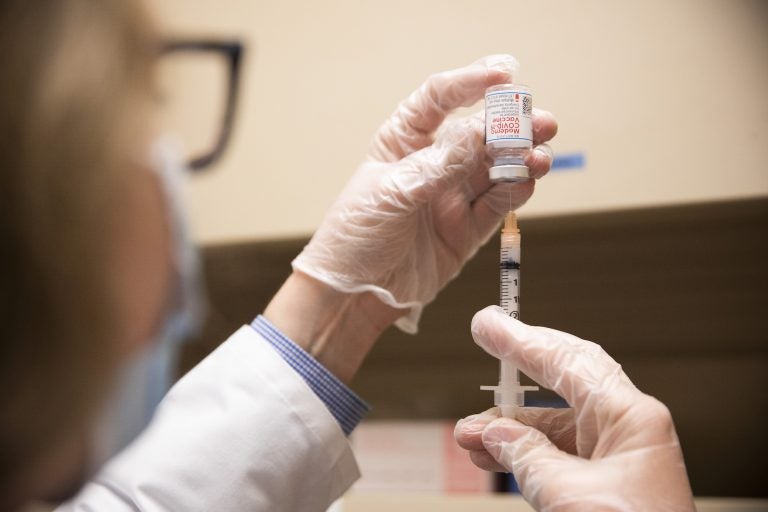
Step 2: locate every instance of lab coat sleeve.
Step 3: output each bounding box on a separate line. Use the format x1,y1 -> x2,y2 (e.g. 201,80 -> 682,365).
58,326 -> 361,512
251,315 -> 370,435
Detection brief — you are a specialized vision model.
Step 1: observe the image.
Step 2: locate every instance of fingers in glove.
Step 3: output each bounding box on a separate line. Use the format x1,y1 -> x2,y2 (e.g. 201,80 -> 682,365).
526,143 -> 554,180
470,306 -> 640,457
531,108 -> 558,146
515,407 -> 578,455
397,115 -> 488,205
382,104 -> 557,210
455,408 -> 500,451
483,418 -> 578,508
370,55 -> 519,162
469,449 -> 508,473
471,306 -> 637,408
456,407 -> 577,456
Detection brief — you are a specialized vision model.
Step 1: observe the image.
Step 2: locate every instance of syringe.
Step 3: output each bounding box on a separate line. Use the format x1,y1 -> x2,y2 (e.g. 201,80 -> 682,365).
481,211 -> 538,418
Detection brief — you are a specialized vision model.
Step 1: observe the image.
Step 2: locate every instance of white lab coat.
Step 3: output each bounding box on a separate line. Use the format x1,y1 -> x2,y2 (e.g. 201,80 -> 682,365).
58,326 -> 360,511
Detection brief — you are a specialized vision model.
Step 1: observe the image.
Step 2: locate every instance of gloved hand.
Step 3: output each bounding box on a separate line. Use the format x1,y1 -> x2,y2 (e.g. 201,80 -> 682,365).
292,55 -> 558,333
455,306 -> 695,511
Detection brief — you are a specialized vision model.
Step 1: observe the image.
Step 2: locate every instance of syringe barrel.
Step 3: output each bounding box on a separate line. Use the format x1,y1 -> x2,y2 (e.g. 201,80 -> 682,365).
481,212 -> 538,418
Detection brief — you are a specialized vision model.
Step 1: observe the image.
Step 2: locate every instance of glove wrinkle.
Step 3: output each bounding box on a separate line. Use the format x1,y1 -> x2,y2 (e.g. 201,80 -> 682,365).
294,55 -> 554,333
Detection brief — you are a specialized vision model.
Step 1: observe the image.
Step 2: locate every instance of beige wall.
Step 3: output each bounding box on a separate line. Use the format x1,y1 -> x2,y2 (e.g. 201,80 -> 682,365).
151,0 -> 768,244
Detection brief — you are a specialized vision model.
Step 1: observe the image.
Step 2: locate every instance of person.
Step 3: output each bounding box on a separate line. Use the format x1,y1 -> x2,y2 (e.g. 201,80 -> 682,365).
454,307 -> 696,510
1,0 -> 557,510
0,2 -> 694,512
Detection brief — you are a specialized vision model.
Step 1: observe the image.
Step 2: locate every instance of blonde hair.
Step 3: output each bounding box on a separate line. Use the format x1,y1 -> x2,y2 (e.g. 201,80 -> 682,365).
0,0 -> 155,491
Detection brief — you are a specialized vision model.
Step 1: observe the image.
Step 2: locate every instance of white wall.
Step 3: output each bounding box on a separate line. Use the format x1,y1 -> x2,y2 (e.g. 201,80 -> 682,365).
151,0 -> 768,244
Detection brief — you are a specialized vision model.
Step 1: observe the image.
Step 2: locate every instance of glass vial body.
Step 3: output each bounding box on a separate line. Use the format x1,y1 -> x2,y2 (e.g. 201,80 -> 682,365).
485,83 -> 533,182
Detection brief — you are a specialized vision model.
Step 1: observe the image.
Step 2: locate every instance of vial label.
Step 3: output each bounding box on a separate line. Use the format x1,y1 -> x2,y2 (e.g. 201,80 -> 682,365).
485,89 -> 533,144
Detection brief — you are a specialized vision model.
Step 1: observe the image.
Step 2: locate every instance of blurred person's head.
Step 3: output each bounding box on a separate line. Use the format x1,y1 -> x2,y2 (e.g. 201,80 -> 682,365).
0,0 -> 175,507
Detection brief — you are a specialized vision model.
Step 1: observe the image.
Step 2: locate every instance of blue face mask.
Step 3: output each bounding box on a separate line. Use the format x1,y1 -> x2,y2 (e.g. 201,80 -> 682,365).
88,139 -> 205,472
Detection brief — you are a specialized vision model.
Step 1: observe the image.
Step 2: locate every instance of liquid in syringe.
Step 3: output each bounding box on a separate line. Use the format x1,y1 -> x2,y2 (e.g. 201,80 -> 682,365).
481,212 -> 537,418
500,212 -> 521,320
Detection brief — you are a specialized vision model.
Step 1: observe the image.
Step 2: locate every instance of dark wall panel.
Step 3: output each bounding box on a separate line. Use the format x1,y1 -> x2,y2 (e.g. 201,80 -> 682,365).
181,198 -> 768,497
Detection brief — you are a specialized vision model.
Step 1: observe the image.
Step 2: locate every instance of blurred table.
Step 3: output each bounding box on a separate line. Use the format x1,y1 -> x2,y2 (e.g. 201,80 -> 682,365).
337,494 -> 768,512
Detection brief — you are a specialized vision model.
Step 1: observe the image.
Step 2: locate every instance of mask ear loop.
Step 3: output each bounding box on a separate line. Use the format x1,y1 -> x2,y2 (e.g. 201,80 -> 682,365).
86,140 -> 206,475
150,137 -> 207,345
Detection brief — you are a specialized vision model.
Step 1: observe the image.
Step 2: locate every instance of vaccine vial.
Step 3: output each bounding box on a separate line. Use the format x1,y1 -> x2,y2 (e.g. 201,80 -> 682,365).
485,84 -> 533,182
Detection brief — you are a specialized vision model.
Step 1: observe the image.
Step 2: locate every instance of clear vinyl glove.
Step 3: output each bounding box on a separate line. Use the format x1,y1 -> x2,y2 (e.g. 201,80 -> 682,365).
292,55 -> 558,333
455,306 -> 695,511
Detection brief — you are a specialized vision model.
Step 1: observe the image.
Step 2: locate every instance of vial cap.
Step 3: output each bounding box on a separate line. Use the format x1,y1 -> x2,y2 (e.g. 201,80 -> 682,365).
489,164 -> 529,183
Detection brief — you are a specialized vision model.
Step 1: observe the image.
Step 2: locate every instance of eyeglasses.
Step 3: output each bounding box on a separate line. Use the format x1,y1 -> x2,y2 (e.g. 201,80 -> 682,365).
155,40 -> 244,172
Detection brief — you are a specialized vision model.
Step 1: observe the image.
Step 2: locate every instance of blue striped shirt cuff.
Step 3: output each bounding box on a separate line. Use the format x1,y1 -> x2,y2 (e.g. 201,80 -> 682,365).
250,315 -> 370,436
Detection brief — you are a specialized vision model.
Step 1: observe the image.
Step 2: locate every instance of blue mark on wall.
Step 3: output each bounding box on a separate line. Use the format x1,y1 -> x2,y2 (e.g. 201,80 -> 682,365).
551,152 -> 586,171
